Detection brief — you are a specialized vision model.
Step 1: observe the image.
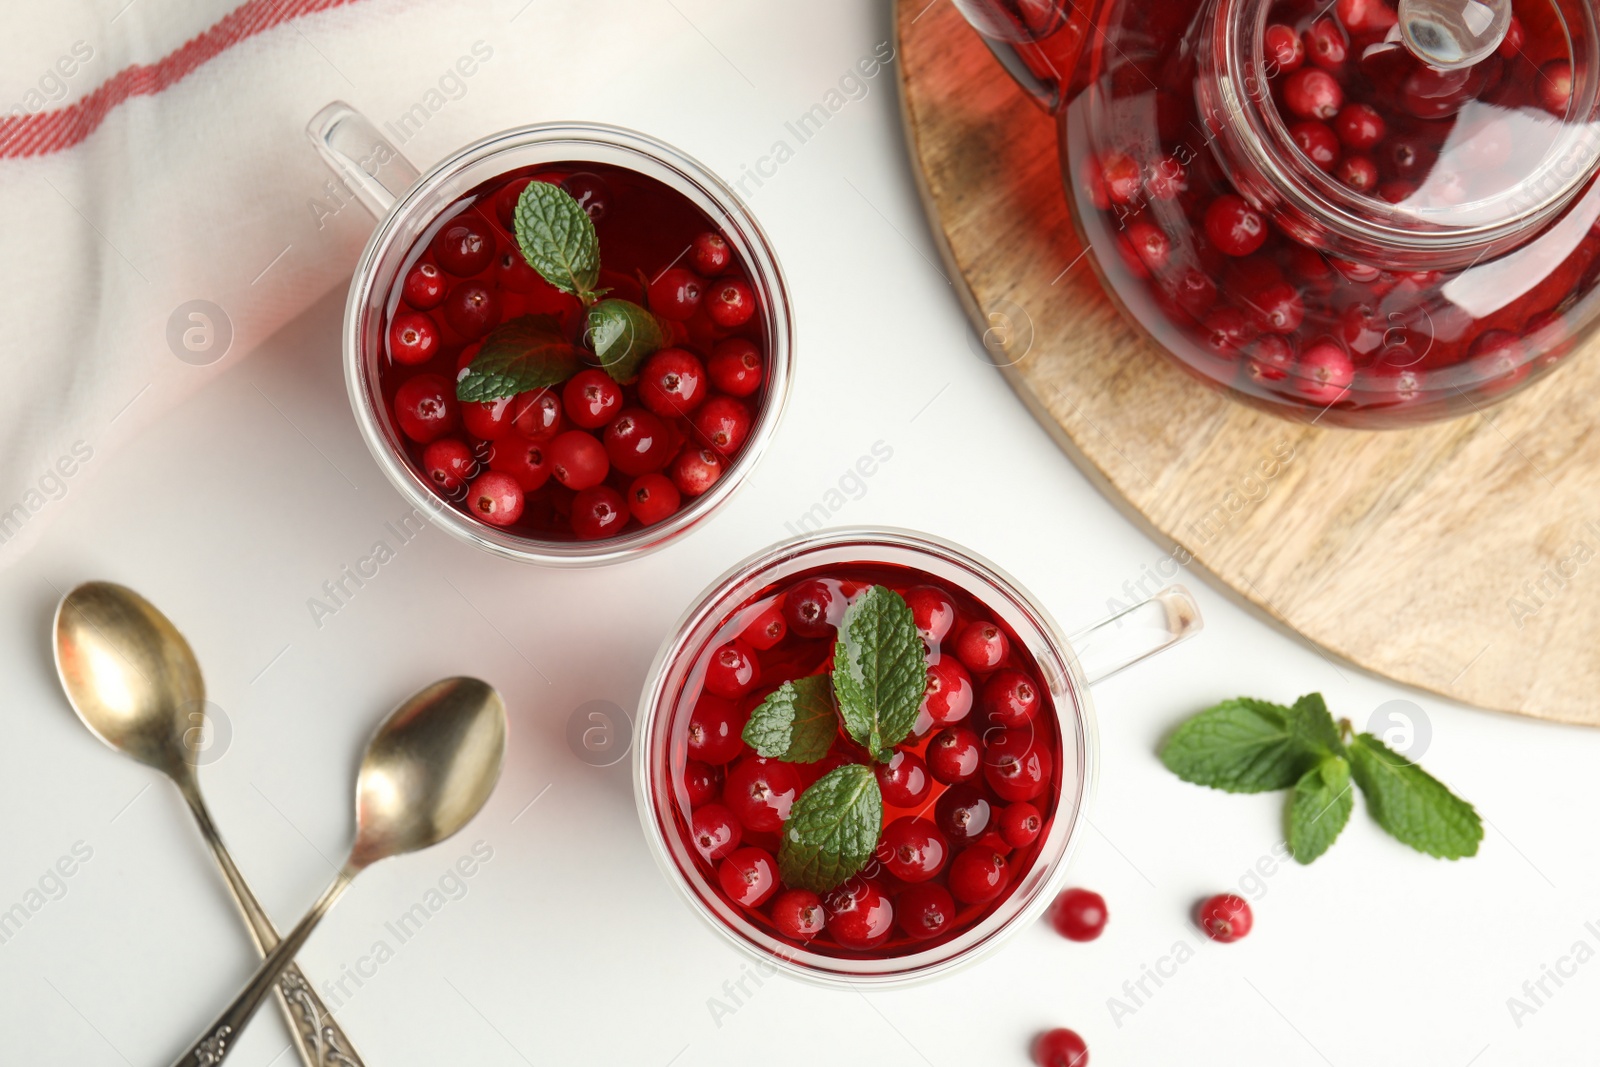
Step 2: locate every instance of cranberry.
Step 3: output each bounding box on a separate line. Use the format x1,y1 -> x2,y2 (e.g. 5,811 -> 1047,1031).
984,728 -> 1052,802
444,283 -> 500,339
1498,15 -> 1524,58
1264,23 -> 1304,75
494,250 -> 541,293
878,817 -> 949,882
1384,134 -> 1432,179
1197,892 -> 1253,942
981,669 -> 1041,727
999,801 -> 1043,848
824,881 -> 894,950
738,604 -> 787,652
690,802 -> 742,861
1051,888 -> 1108,941
1124,220 -> 1171,273
561,172 -> 612,221
638,348 -> 708,416
431,219 -> 494,276
393,374 -> 458,443
784,580 -> 835,638
562,369 -> 623,429
669,446 -> 724,497
691,395 -> 751,455
954,620 -> 1009,673
934,782 -> 993,844
571,485 -> 628,540
707,338 -> 763,397
604,408 -> 673,475
705,640 -> 760,700
1203,306 -> 1258,358
928,727 -> 982,785
491,177 -> 532,228
628,472 -> 680,526
876,751 -> 931,808
1245,280 -> 1305,334
487,434 -> 552,492
1033,1028 -> 1089,1067
1333,104 -> 1385,151
948,846 -> 1009,904
511,389 -> 563,440
1336,0 -> 1397,33
461,397 -> 515,441
921,657 -> 975,726
1283,67 -> 1343,120
1203,195 -> 1268,257
683,760 -> 721,808
1080,156 -> 1111,210
388,312 -> 440,366
1538,59 -> 1573,116
904,586 -> 957,645
1290,121 -> 1340,172
723,756 -> 798,832
771,888 -> 826,941
464,471 -> 524,527
1302,18 -> 1347,69
1246,333 -> 1296,384
707,278 -> 756,328
648,267 -> 706,321
1099,151 -> 1142,204
686,698 -> 746,765
422,438 -> 476,493
548,430 -> 609,490
718,847 -> 778,909
897,884 -> 956,941
690,231 -> 732,276
402,261 -> 447,309
1400,64 -> 1477,120
1293,339 -> 1354,403
1336,155 -> 1378,193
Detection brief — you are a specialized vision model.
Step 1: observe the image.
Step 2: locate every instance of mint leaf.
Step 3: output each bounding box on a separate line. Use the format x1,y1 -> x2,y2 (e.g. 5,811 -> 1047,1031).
1286,756 -> 1353,864
456,315 -> 583,401
743,676 -> 838,764
514,181 -> 600,301
831,586 -> 925,761
585,298 -> 666,383
1285,692 -> 1344,756
1160,698 -> 1323,793
1348,733 -> 1482,860
778,764 -> 882,892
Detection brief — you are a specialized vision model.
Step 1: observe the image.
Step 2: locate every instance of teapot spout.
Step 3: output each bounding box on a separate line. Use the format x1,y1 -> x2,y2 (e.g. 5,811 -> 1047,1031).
949,0 -> 1093,112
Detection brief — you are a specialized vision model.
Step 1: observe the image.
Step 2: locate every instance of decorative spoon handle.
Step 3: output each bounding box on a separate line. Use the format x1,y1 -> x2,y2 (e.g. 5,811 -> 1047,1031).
183,788 -> 366,1067
171,869 -> 356,1067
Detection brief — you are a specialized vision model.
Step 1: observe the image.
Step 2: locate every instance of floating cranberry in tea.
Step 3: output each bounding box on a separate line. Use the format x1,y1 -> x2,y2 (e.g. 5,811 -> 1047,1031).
465,471 -> 523,527
824,881 -> 894,950
771,889 -> 826,940
393,374 -> 457,443
691,803 -> 742,861
718,847 -> 778,908
897,884 -> 956,941
376,161 -> 772,541
876,751 -> 932,807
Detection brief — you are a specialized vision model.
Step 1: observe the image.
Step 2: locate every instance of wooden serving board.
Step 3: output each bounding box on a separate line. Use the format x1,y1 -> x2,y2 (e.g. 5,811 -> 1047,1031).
896,0 -> 1600,724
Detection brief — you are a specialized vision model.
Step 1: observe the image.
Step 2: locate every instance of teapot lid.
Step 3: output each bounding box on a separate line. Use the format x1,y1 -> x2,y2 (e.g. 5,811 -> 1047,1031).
1204,0 -> 1600,267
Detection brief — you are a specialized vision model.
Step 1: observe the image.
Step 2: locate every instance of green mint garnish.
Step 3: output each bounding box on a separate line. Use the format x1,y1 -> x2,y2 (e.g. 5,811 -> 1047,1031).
455,315 -> 583,402
778,764 -> 883,893
831,585 -> 926,762
513,181 -> 602,304
743,676 -> 838,764
1348,732 -> 1482,860
585,298 -> 666,383
1164,693 -> 1480,864
1286,755 -> 1353,863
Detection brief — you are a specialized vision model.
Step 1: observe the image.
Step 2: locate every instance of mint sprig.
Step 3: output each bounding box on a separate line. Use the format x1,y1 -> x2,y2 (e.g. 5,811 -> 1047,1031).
513,181 -> 603,304
1162,693 -> 1480,864
832,585 -> 926,761
778,764 -> 883,893
743,676 -> 838,764
456,315 -> 584,402
585,297 -> 666,383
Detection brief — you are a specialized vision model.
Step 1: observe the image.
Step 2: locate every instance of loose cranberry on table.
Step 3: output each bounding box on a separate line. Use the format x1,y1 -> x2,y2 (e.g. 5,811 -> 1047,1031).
1197,893 -> 1253,943
376,162 -> 770,542
1050,887 -> 1108,941
1033,1027 -> 1089,1067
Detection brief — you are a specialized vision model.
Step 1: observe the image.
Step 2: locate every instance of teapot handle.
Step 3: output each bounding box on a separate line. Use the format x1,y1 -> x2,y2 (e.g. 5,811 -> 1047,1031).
305,101 -> 421,220
949,0 -> 1095,112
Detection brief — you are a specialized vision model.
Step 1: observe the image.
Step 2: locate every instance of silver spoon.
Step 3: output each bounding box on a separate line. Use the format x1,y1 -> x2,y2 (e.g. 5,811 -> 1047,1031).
168,674 -> 507,1066
54,581 -> 365,1067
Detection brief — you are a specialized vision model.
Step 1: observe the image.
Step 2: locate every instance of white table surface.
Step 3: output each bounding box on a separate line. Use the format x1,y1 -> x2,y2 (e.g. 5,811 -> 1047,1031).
5,2 -> 1599,1065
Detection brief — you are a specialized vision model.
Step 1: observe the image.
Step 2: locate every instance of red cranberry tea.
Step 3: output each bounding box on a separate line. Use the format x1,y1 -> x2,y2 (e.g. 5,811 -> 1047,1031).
377,162 -> 770,540
660,563 -> 1062,957
1067,0 -> 1599,424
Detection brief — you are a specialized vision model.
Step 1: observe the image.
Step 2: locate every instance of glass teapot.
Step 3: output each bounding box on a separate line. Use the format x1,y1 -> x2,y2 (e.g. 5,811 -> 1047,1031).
953,0 -> 1600,427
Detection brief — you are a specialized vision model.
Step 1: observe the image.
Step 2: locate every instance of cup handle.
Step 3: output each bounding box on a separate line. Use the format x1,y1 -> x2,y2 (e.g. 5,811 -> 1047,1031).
947,0 -> 1094,112
305,101 -> 421,219
1067,585 -> 1202,686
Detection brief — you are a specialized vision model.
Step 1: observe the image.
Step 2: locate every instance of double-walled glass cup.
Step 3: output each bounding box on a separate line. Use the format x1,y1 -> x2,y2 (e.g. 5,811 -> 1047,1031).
307,103 -> 794,565
634,528 -> 1201,988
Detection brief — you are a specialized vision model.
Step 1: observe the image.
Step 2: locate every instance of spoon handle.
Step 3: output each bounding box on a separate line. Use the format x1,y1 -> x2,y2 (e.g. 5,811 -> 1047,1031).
183,789 -> 366,1067
170,869 -> 356,1067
